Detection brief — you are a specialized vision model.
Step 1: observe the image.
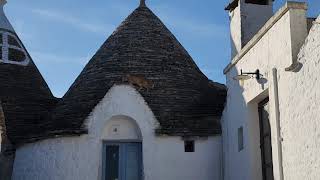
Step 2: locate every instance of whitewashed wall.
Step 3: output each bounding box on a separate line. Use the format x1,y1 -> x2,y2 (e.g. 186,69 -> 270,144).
12,85 -> 222,180
223,2 -> 308,180
278,15 -> 320,180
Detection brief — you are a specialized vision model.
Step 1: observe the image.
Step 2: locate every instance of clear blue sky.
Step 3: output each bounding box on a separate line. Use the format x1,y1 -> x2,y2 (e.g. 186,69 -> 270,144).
6,0 -> 320,97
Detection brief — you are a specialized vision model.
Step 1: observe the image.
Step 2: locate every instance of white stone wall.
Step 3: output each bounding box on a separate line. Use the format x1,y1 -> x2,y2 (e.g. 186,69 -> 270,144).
229,4 -> 242,58
278,15 -> 320,180
12,85 -> 222,180
223,2 -> 309,180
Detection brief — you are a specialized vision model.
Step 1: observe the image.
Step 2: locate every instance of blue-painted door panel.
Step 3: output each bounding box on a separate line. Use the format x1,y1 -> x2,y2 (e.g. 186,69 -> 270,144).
122,143 -> 142,180
105,145 -> 119,180
103,143 -> 142,180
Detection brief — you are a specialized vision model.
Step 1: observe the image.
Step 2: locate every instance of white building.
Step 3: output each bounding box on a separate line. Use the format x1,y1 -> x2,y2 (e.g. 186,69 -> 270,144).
223,0 -> 320,180
0,0 -> 226,180
1,0 -> 320,179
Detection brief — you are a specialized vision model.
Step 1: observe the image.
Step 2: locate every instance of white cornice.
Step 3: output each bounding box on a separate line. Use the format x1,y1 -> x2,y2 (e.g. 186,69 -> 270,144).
223,1 -> 308,74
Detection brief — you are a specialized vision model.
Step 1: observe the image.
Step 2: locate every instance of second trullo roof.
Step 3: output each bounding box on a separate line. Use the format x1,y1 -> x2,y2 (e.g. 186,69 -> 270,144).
50,4 -> 227,137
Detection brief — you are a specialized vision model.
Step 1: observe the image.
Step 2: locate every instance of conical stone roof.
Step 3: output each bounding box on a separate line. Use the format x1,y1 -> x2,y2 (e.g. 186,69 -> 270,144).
51,5 -> 226,137
0,1 -> 57,145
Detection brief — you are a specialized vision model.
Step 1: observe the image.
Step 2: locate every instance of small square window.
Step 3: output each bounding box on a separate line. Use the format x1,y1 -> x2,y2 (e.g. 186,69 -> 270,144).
238,127 -> 244,152
184,140 -> 195,152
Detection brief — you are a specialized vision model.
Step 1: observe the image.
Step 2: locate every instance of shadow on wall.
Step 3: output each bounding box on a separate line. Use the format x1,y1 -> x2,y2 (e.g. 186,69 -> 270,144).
231,35 -> 239,59
258,77 -> 268,89
224,67 -> 269,180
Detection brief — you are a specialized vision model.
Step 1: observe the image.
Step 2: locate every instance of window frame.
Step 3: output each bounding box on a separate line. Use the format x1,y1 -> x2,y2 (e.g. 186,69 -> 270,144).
102,140 -> 143,180
184,140 -> 195,152
238,126 -> 244,152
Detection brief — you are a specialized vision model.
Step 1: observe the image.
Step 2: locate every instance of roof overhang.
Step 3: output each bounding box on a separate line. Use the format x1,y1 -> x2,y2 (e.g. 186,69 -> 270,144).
225,0 -> 239,11
225,0 -> 275,11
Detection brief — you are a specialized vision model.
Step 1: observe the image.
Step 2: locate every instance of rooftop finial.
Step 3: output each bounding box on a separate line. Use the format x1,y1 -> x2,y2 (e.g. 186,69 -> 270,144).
0,0 -> 7,6
140,0 -> 146,7
0,0 -> 14,32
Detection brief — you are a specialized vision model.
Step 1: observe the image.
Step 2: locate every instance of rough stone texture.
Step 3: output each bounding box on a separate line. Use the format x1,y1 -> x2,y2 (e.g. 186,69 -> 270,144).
0,29 -> 58,144
222,3 -> 308,180
0,1 -> 61,146
0,28 -> 58,145
50,5 -> 226,137
0,1 -> 226,147
12,85 -> 222,180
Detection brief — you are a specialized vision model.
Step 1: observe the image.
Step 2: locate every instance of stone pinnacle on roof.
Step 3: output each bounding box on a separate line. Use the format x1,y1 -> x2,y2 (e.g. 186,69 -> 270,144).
140,0 -> 146,7
0,0 -> 14,32
0,0 -> 6,6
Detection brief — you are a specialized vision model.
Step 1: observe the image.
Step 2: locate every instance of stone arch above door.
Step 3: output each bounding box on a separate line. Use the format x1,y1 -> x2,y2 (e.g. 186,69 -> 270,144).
101,115 -> 142,141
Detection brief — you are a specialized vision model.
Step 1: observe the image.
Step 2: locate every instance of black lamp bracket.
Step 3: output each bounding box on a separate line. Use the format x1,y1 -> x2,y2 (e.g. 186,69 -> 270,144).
240,69 -> 261,80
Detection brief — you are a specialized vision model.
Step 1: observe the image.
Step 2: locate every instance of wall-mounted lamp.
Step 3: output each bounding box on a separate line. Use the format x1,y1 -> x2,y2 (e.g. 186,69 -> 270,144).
233,69 -> 261,81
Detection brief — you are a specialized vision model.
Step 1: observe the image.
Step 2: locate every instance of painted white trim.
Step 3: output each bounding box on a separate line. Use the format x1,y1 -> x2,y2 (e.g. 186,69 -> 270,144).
224,2 -> 308,74
83,85 -> 160,132
0,31 -> 30,66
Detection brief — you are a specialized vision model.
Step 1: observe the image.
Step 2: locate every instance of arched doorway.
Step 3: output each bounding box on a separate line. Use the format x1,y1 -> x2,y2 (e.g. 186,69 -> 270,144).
102,115 -> 143,180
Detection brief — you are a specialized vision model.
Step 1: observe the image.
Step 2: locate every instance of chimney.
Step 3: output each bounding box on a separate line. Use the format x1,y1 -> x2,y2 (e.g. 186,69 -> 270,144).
225,0 -> 274,58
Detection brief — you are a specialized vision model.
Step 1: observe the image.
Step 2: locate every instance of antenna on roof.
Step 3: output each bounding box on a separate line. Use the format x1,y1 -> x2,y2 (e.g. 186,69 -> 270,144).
140,0 -> 146,7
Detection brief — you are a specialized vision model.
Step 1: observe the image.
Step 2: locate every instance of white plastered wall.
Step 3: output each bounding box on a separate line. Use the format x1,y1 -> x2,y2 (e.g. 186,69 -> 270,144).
278,15 -> 320,180
223,2 -> 308,180
12,85 -> 222,180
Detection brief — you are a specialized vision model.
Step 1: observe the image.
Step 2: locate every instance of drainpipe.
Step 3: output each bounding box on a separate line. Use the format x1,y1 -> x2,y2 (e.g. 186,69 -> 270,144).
221,122 -> 226,180
221,136 -> 224,180
272,68 -> 284,180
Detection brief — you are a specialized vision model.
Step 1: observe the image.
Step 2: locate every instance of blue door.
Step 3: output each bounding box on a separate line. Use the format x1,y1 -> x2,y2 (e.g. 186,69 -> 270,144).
103,143 -> 142,180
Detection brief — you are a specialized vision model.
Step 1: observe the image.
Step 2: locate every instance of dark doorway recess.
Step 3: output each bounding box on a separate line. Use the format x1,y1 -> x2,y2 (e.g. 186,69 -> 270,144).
258,98 -> 274,180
